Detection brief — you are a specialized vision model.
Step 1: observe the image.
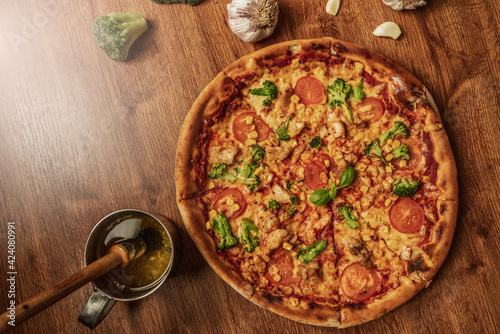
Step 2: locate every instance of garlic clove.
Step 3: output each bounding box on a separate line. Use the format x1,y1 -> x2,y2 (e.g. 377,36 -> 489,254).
373,22 -> 402,40
326,0 -> 341,16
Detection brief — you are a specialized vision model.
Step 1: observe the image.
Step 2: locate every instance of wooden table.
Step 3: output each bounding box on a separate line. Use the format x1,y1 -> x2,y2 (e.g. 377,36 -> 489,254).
1,0 -> 499,333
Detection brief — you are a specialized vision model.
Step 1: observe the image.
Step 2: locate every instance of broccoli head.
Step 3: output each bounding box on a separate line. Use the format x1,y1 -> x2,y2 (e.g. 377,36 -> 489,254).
250,80 -> 278,106
276,116 -> 291,141
286,195 -> 299,218
338,206 -> 360,229
392,177 -> 420,197
353,79 -> 365,103
151,0 -> 201,5
328,78 -> 353,121
364,141 -> 387,164
379,121 -> 409,146
309,136 -> 322,149
91,13 -> 148,61
267,200 -> 281,210
212,213 -> 238,250
210,163 -> 237,182
393,144 -> 410,160
298,240 -> 326,263
250,145 -> 266,164
239,219 -> 260,252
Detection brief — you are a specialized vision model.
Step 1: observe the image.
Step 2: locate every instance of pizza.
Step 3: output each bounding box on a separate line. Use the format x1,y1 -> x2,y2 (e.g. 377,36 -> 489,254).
175,38 -> 458,327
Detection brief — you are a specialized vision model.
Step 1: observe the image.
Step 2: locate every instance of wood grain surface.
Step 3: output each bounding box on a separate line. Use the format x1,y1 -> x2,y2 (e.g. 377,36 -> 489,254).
0,0 -> 499,333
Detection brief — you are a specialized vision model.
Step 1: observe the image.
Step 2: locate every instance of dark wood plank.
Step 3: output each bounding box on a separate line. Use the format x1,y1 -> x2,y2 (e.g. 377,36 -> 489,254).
0,0 -> 499,333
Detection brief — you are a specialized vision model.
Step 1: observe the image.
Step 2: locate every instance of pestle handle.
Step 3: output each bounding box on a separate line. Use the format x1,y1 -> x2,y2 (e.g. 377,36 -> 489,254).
0,245 -> 128,333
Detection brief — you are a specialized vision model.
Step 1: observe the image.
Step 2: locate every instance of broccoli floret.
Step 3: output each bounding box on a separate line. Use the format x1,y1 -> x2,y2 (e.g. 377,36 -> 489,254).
286,180 -> 294,190
379,121 -> 409,146
393,144 -> 410,160
310,136 -> 322,149
210,163 -> 237,182
298,240 -> 326,263
276,116 -> 291,141
212,213 -> 238,250
250,80 -> 278,106
353,79 -> 365,103
328,78 -> 353,121
338,206 -> 360,229
250,145 -> 266,164
91,13 -> 148,61
151,0 -> 201,5
364,141 -> 387,164
286,195 -> 299,218
392,177 -> 420,197
236,173 -> 260,191
267,200 -> 281,210
239,219 -> 259,252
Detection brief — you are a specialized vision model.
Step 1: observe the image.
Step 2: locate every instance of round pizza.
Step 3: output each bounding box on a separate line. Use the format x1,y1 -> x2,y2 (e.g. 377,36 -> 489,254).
175,38 -> 458,327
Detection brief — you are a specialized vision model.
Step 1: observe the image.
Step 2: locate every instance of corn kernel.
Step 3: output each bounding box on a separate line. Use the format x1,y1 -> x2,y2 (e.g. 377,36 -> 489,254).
386,154 -> 394,162
269,265 -> 279,276
362,234 -> 372,242
206,221 -> 212,230
300,152 -> 311,161
211,124 -> 218,131
251,125 -> 256,130
289,103 -> 296,113
347,195 -> 356,204
292,266 -> 300,276
312,212 -> 320,219
297,202 -> 307,213
290,184 -> 300,194
226,198 -> 234,206
392,140 -> 401,147
254,166 -> 264,176
324,159 -> 330,168
360,186 -> 368,193
320,172 -> 327,180
292,58 -> 300,65
334,152 -> 343,160
208,181 -> 215,190
261,254 -> 270,262
273,274 -> 281,282
245,139 -> 257,146
354,62 -> 365,73
283,242 -> 293,251
209,210 -> 218,219
385,166 -> 392,174
247,131 -> 258,139
299,192 -> 306,201
337,197 -> 345,204
358,105 -> 372,113
399,160 -> 407,167
270,137 -> 280,146
353,201 -> 361,211
290,298 -> 299,307
291,94 -> 300,104
387,139 -> 393,145
384,145 -> 394,154
231,203 -> 240,211
245,115 -> 253,124
218,129 -> 227,137
385,199 -> 392,207
293,258 -> 301,266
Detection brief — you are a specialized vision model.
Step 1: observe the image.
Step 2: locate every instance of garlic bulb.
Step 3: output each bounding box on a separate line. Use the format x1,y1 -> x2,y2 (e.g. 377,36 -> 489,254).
373,22 -> 402,40
382,0 -> 427,11
227,0 -> 279,43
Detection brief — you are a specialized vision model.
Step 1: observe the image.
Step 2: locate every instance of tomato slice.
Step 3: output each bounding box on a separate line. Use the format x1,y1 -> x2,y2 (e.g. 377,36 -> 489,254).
304,161 -> 328,190
214,188 -> 247,219
389,197 -> 425,233
398,138 -> 422,170
357,97 -> 384,123
294,77 -> 325,105
264,250 -> 302,286
340,263 -> 380,302
232,112 -> 271,144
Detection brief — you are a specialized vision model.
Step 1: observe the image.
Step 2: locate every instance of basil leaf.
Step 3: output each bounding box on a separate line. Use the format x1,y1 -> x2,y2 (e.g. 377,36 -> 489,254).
329,181 -> 338,199
338,206 -> 360,229
309,188 -> 331,207
338,165 -> 356,189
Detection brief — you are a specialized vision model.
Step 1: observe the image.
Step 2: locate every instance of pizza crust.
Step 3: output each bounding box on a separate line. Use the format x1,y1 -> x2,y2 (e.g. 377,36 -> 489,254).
175,38 -> 458,327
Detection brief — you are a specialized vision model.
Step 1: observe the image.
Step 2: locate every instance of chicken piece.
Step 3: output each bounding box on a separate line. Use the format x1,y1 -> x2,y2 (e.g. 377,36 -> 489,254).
288,118 -> 305,138
275,84 -> 294,111
261,229 -> 288,255
208,145 -> 238,165
256,205 -> 279,232
266,145 -> 293,162
272,184 -> 291,203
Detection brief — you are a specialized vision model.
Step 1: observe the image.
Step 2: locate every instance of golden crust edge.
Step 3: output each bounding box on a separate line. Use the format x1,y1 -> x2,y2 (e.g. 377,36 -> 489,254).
339,279 -> 426,328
